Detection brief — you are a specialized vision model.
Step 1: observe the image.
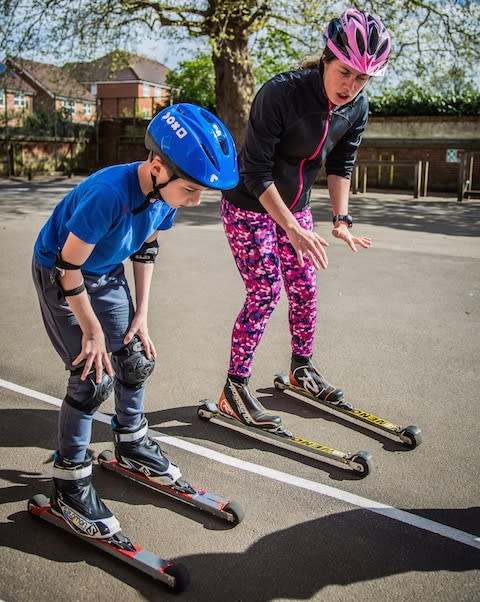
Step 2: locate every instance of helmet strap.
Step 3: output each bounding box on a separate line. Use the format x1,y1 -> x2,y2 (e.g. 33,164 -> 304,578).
132,172 -> 178,216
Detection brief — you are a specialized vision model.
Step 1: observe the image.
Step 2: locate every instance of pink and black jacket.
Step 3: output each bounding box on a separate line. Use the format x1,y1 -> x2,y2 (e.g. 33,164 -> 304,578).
222,66 -> 368,214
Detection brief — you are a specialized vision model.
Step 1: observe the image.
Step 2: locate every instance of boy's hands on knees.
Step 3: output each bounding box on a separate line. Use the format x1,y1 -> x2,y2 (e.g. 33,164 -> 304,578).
72,330 -> 113,384
124,316 -> 157,361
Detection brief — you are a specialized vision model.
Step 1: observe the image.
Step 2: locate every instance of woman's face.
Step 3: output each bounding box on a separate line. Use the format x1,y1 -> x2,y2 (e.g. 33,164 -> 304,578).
323,58 -> 370,106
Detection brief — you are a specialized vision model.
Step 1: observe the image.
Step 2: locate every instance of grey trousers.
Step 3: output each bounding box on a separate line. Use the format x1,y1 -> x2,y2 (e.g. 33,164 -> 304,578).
32,258 -> 145,462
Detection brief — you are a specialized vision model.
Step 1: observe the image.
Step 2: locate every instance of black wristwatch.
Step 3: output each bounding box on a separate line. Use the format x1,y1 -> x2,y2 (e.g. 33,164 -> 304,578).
332,214 -> 353,228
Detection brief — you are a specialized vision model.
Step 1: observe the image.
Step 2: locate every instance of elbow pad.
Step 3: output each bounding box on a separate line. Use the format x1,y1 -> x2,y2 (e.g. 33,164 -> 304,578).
130,239 -> 159,263
49,251 -> 85,296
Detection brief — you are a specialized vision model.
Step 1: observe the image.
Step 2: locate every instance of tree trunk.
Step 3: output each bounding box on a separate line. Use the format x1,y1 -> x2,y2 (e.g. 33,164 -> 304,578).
212,32 -> 255,149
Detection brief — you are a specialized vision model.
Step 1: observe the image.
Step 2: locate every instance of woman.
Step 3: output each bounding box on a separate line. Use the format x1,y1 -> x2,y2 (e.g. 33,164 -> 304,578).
216,9 -> 391,429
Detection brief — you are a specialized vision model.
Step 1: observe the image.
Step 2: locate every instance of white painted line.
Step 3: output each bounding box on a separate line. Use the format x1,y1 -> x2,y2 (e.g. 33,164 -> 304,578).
2,377 -> 479,551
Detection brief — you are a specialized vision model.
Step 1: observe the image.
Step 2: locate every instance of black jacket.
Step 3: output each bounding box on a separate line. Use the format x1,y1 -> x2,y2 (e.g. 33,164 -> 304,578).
223,66 -> 369,213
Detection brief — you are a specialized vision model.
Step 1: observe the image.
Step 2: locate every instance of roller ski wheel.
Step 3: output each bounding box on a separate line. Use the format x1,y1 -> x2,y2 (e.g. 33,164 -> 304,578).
164,563 -> 190,593
273,373 -> 289,390
27,493 -> 50,513
98,449 -> 244,526
27,493 -> 189,591
222,500 -> 245,525
349,452 -> 373,477
274,372 -> 422,449
198,399 -> 372,478
399,425 -> 422,449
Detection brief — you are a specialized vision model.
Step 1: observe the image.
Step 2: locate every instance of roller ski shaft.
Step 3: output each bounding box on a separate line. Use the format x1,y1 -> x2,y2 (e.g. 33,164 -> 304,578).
274,373 -> 422,448
27,494 -> 189,593
198,399 -> 372,478
98,449 -> 244,525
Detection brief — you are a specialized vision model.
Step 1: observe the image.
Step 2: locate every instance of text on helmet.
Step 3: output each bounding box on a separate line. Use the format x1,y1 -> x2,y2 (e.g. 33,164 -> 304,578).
161,111 -> 188,139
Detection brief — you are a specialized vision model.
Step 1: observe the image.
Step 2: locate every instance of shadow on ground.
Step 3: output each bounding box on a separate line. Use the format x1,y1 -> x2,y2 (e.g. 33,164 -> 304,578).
1,178 -> 479,236
2,493 -> 479,602
1,406 -> 478,538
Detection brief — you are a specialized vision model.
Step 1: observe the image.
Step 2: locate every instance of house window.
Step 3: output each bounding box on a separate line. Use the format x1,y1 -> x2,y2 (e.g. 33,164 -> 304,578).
84,102 -> 92,116
14,93 -> 26,108
91,83 -> 97,94
154,86 -> 161,98
143,83 -> 150,97
62,99 -> 75,114
0,91 -> 4,108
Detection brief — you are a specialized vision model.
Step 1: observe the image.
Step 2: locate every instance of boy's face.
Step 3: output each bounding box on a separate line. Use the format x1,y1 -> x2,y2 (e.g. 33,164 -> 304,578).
160,178 -> 207,208
149,155 -> 207,208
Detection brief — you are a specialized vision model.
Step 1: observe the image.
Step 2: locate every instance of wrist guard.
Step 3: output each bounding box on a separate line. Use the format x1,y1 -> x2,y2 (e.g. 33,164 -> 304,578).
130,239 -> 159,263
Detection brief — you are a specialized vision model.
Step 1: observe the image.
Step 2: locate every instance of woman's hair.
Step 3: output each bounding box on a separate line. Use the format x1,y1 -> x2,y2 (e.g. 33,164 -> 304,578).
299,47 -> 336,70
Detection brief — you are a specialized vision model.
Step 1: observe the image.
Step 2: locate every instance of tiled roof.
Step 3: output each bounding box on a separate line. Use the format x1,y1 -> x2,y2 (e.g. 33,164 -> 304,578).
64,51 -> 169,86
7,57 -> 95,101
0,68 -> 36,94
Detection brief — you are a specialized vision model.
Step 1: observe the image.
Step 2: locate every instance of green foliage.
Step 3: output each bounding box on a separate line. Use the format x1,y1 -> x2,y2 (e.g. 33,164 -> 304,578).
17,109 -> 79,137
252,28 -> 303,86
19,110 -> 52,136
166,53 -> 216,112
369,82 -> 480,116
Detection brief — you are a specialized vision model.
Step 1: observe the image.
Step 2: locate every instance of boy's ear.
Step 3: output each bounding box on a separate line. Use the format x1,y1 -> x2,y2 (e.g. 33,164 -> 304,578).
150,155 -> 167,179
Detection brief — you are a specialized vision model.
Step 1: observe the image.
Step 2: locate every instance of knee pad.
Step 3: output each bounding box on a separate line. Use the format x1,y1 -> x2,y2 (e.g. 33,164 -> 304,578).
64,370 -> 114,415
111,337 -> 155,390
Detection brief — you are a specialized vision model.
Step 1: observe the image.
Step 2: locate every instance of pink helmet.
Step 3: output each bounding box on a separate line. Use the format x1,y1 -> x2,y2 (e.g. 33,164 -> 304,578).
324,9 -> 391,76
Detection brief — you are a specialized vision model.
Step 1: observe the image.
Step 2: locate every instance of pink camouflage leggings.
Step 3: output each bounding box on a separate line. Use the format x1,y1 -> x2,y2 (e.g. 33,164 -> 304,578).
221,198 -> 317,378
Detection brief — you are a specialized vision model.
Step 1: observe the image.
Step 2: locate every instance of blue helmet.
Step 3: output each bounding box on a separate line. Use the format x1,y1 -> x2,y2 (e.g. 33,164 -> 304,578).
145,103 -> 239,190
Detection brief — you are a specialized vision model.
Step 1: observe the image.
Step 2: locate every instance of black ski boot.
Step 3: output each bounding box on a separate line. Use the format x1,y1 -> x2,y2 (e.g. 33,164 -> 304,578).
51,451 -> 121,539
217,376 -> 283,431
289,355 -> 352,409
112,415 -> 182,485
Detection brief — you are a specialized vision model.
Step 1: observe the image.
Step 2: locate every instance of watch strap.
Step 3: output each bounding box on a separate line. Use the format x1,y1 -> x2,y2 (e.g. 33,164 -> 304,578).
332,214 -> 353,228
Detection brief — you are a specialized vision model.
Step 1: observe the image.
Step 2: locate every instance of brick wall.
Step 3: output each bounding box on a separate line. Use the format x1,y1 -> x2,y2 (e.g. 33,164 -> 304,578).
356,116 -> 480,193
3,115 -> 478,194
96,116 -> 479,195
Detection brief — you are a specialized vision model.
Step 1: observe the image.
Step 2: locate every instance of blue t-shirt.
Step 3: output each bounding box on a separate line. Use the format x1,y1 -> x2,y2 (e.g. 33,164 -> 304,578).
34,162 -> 177,275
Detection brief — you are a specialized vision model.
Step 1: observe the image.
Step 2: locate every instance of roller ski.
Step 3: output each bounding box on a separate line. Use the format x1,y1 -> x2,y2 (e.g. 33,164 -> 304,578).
198,376 -> 372,478
273,356 -> 422,449
28,452 -> 188,592
98,415 -> 244,525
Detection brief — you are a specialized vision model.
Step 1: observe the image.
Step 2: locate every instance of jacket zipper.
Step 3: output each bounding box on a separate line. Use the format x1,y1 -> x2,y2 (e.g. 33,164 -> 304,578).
289,100 -> 333,211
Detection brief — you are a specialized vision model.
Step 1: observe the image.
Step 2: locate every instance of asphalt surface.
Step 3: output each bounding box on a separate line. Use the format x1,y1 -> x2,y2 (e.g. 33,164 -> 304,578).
0,176 -> 479,602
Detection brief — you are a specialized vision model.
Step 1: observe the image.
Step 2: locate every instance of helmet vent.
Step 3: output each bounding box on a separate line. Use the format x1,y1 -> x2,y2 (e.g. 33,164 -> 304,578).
368,27 -> 380,54
201,144 -> 218,169
355,29 -> 365,55
200,109 -> 214,123
218,138 -> 228,156
375,39 -> 389,60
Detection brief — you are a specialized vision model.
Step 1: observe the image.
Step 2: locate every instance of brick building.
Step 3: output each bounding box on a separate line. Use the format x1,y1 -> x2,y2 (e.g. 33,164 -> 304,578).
64,51 -> 170,119
0,68 -> 36,128
6,57 -> 96,125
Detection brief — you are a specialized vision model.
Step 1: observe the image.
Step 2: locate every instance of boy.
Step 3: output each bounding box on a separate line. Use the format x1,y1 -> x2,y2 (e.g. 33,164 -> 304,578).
32,103 -> 238,540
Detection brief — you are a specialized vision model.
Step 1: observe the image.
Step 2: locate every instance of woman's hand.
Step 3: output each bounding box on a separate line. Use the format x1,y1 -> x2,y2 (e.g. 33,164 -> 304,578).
332,224 -> 372,252
287,224 -> 329,270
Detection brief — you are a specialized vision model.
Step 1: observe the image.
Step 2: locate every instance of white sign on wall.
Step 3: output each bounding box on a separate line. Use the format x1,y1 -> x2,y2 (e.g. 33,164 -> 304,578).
446,149 -> 463,163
